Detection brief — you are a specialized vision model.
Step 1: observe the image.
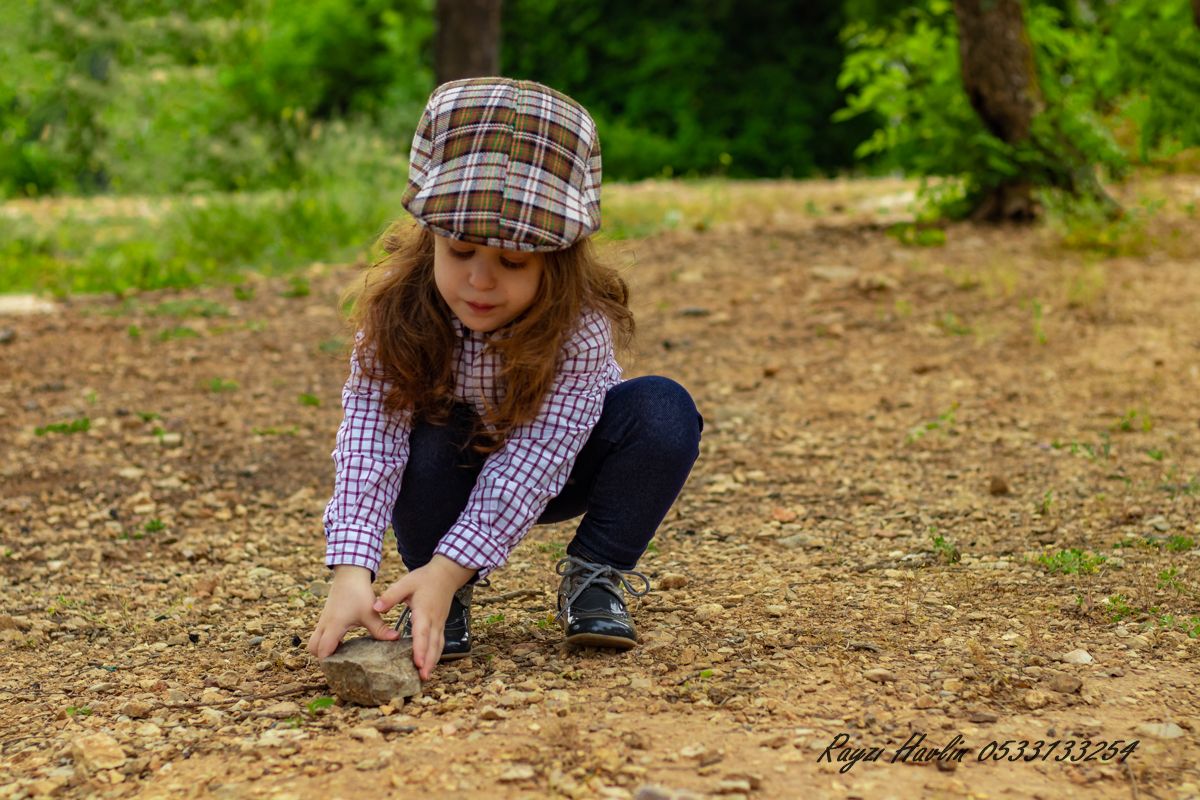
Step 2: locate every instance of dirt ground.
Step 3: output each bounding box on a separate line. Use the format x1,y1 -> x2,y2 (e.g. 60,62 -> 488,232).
2,178 -> 1199,799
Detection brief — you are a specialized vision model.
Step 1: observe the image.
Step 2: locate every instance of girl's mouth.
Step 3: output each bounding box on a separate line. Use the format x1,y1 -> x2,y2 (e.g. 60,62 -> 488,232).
467,302 -> 496,312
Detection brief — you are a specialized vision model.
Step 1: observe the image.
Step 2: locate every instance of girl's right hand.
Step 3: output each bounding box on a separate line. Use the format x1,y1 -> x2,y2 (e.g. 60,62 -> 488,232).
307,565 -> 400,659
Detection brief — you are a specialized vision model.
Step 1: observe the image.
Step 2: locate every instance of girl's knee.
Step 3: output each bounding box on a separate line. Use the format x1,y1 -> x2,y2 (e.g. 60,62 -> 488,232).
628,376 -> 702,454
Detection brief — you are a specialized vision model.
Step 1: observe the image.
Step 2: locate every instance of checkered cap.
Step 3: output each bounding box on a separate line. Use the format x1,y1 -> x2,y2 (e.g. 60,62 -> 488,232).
401,78 -> 602,252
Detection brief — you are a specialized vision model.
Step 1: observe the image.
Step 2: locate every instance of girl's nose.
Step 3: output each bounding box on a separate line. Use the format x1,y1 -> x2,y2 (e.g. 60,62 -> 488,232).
467,260 -> 496,289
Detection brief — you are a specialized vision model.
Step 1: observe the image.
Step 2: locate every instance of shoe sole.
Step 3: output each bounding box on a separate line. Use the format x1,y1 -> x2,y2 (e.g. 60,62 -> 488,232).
564,632 -> 637,650
439,650 -> 471,662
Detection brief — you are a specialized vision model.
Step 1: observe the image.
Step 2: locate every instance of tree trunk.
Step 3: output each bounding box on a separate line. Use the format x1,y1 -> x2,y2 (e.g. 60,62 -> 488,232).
1193,0 -> 1200,29
952,0 -> 1043,221
435,0 -> 502,84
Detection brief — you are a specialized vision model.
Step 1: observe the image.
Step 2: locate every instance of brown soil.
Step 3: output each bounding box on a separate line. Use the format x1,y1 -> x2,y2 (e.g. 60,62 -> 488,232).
2,179 -> 1199,799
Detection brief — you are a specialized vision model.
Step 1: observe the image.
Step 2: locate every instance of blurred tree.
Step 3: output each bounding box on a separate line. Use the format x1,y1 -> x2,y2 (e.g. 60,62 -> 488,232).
436,0 -> 501,82
951,0 -> 1042,219
952,0 -> 1116,220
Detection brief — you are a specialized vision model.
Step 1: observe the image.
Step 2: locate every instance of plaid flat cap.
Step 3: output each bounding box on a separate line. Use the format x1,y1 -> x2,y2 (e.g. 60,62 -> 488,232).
401,77 -> 602,252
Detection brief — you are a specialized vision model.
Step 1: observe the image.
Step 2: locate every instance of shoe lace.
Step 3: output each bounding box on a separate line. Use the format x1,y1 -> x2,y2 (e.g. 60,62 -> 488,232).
554,556 -> 651,621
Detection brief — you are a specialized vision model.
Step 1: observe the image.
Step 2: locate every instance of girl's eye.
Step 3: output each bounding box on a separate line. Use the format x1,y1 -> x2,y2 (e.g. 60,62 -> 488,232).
500,257 -> 526,269
449,248 -> 474,260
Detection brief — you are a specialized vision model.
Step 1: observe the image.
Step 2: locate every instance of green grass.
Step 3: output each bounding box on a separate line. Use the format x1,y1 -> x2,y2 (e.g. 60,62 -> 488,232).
252,425 -> 300,436
0,183 -> 407,296
34,418 -> 90,436
1035,548 -> 1108,575
156,326 -> 200,342
149,298 -> 230,318
930,533 -> 961,564
206,378 -> 239,393
298,393 -> 321,407
905,402 -> 958,444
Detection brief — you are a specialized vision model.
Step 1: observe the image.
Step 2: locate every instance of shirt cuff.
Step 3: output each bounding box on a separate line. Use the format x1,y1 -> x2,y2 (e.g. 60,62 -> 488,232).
325,527 -> 384,581
434,522 -> 506,580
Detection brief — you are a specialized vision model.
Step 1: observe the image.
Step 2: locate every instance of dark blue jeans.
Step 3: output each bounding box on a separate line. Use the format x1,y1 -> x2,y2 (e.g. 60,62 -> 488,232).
392,376 -> 702,574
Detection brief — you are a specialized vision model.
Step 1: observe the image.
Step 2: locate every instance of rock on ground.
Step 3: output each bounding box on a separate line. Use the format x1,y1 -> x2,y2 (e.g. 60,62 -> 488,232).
320,637 -> 422,706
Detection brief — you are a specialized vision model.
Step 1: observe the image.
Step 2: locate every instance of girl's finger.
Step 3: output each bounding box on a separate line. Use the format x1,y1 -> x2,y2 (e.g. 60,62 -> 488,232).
374,576 -> 411,613
365,612 -> 400,642
306,624 -> 323,657
422,631 -> 443,680
410,612 -> 430,672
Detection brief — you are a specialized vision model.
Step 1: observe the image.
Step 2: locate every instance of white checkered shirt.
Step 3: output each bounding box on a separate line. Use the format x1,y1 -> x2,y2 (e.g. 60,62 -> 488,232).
323,308 -> 622,579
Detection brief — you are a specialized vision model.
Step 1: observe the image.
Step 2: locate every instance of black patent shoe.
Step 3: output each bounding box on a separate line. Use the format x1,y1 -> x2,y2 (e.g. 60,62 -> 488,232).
555,556 -> 651,649
396,583 -> 473,661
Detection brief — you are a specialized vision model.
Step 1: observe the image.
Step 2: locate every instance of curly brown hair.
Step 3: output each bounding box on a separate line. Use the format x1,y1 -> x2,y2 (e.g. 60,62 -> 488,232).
346,220 -> 634,451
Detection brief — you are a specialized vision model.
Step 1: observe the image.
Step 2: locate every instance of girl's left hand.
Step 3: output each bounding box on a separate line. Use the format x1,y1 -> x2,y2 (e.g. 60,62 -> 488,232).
374,555 -> 475,679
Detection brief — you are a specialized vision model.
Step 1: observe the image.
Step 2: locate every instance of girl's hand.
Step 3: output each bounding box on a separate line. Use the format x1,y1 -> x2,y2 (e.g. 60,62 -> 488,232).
307,565 -> 400,659
374,555 -> 475,680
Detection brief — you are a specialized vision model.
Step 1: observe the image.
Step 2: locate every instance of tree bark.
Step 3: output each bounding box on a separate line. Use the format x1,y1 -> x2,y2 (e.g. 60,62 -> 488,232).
952,0 -> 1043,221
435,0 -> 502,84
1193,0 -> 1200,29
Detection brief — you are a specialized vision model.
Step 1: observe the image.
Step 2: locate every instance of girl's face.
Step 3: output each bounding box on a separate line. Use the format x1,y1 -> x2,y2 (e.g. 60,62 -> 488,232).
433,235 -> 545,332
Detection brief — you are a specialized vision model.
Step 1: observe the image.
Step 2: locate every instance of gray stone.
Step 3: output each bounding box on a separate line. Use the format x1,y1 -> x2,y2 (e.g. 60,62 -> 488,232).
319,637 -> 422,706
1136,722 -> 1185,740
1061,648 -> 1094,665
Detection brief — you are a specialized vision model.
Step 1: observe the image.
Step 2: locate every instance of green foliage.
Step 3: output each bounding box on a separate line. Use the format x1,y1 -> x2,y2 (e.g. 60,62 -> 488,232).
836,0 -> 1132,215
0,0 -> 430,197
503,0 -> 870,179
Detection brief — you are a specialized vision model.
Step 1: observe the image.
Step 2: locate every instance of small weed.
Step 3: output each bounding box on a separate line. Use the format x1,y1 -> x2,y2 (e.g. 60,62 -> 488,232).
1038,490 -> 1055,516
1051,433 -> 1111,461
1113,409 -> 1152,433
698,668 -> 715,679
34,418 -> 91,436
149,299 -> 229,319
1104,593 -> 1134,622
298,393 -> 321,407
143,518 -> 165,533
1029,299 -> 1048,345
206,378 -> 239,393
481,613 -> 505,627
306,696 -> 335,716
534,614 -> 555,630
1160,468 -> 1198,498
1146,448 -> 1165,461
906,402 -> 958,444
1035,548 -> 1107,575
1156,568 -> 1181,592
282,276 -> 310,298
804,200 -> 821,216
537,542 -> 567,559
252,425 -> 300,436
137,411 -> 161,422
65,706 -> 93,717
156,326 -> 200,342
646,541 -> 660,555
84,390 -> 98,405
930,533 -> 961,564
233,285 -> 256,301
318,338 -> 346,355
935,311 -> 972,336
1165,536 -> 1195,553
887,222 -> 946,247
127,324 -> 142,338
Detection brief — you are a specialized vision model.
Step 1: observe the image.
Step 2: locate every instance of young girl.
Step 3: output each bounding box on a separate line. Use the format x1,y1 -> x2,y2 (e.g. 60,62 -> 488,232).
307,78 -> 702,680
